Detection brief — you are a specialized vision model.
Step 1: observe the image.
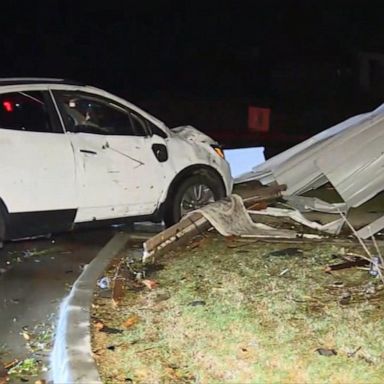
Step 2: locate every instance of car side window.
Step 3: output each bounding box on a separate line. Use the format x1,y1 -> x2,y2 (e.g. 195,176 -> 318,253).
148,120 -> 168,138
54,91 -> 146,136
131,111 -> 168,138
0,92 -> 53,133
130,111 -> 148,137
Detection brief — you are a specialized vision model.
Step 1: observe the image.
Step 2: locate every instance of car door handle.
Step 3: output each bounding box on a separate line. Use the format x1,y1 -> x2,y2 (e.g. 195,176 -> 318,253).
80,149 -> 97,155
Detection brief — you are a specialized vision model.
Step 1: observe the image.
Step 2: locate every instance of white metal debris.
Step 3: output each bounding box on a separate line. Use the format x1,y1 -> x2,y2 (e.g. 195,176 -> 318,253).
142,185 -> 296,262
356,216 -> 384,240
235,103 -> 384,237
284,196 -> 348,214
194,194 -> 297,238
248,207 -> 345,234
236,105 -> 384,193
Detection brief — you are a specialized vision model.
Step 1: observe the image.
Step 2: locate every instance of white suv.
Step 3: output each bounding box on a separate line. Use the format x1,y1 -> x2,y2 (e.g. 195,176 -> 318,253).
0,78 -> 232,243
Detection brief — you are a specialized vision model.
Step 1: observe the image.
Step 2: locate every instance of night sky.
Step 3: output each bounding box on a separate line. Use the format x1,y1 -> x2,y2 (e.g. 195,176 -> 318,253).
1,1 -> 383,143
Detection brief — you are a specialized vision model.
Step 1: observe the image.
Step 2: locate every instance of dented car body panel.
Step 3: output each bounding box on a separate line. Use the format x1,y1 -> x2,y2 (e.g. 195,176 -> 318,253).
0,79 -> 233,240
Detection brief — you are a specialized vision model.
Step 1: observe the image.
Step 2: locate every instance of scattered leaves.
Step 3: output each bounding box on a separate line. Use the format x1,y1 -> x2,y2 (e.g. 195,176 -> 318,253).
121,315 -> 140,329
8,358 -> 41,376
141,279 -> 157,290
4,359 -> 18,370
94,320 -> 123,334
94,321 -> 105,331
112,278 -> 126,307
21,331 -> 31,341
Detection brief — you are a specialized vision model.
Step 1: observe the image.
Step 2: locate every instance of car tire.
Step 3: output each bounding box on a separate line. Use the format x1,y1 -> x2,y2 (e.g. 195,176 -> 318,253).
164,173 -> 226,227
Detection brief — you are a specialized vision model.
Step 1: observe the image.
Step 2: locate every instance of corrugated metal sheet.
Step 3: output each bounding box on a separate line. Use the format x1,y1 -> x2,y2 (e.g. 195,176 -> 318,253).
235,103 -> 384,236
356,215 -> 384,239
236,105 -> 384,198
316,112 -> 384,207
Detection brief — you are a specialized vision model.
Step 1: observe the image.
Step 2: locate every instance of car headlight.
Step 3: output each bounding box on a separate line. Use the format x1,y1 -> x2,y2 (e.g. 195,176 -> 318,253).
211,144 -> 225,159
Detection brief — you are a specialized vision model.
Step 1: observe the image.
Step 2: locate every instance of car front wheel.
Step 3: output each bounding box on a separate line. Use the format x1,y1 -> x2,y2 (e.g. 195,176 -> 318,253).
164,174 -> 226,227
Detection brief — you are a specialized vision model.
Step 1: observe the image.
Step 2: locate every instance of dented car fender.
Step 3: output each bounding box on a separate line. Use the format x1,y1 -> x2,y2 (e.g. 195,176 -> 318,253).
157,125 -> 233,205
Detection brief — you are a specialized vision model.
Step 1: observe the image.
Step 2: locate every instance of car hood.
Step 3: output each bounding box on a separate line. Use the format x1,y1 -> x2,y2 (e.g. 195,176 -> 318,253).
171,125 -> 218,145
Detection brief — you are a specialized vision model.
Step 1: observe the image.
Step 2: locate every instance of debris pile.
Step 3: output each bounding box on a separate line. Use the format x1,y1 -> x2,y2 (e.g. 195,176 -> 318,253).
143,104 -> 384,280
143,183 -> 332,263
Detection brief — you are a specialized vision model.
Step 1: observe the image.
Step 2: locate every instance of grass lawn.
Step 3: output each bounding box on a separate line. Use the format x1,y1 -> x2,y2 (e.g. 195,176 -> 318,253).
91,234 -> 384,384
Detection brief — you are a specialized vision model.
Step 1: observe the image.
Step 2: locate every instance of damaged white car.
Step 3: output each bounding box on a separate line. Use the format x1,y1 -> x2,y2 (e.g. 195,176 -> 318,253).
0,78 -> 233,243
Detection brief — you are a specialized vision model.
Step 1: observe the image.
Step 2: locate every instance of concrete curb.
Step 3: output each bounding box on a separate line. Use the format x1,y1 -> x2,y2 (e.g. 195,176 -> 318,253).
50,232 -> 130,384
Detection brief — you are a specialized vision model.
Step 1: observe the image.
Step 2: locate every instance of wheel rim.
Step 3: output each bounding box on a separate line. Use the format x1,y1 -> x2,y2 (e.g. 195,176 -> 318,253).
180,184 -> 215,217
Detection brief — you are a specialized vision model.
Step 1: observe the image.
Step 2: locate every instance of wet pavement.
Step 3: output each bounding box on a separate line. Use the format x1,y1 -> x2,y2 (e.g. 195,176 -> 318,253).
0,226 -> 134,382
0,222 -> 162,382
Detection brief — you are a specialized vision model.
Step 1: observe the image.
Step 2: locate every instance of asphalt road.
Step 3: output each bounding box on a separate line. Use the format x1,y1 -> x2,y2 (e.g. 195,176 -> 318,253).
0,226 -> 133,381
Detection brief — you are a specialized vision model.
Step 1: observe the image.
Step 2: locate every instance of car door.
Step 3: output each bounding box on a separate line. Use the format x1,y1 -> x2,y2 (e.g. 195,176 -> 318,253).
0,90 -> 77,237
53,90 -> 168,223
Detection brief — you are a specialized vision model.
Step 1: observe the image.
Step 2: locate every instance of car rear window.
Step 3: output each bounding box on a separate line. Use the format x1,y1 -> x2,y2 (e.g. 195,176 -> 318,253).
0,92 -> 53,133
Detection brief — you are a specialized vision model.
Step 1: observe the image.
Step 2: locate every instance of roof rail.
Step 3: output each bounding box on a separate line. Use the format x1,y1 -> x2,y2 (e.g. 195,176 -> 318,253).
0,78 -> 84,86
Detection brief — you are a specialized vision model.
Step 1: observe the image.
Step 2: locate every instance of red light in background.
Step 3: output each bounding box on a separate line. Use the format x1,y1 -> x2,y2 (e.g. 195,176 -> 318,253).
3,101 -> 13,112
248,106 -> 270,133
